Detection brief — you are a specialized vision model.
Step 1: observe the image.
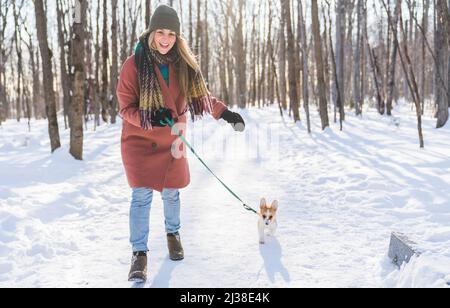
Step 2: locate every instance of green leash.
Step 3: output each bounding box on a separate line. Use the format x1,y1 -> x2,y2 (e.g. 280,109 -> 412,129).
162,117 -> 257,214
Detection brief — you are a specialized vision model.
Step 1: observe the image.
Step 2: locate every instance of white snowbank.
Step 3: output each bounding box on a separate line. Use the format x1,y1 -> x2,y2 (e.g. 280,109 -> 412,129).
0,104 -> 449,288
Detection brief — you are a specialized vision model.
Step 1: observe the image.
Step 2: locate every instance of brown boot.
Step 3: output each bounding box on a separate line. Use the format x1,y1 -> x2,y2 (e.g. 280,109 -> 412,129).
167,232 -> 184,261
128,251 -> 147,282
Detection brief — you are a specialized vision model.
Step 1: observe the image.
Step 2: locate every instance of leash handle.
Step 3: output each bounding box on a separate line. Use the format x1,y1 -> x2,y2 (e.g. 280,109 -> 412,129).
163,117 -> 258,215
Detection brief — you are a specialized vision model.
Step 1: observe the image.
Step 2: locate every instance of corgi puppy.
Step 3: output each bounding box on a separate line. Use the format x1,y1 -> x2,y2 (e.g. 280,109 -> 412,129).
258,198 -> 278,244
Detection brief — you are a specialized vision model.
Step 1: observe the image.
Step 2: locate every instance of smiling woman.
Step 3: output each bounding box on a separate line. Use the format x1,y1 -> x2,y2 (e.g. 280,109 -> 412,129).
116,4 -> 245,283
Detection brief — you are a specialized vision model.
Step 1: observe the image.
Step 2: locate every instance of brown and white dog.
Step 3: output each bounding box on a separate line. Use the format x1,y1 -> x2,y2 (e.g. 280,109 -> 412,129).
258,198 -> 278,244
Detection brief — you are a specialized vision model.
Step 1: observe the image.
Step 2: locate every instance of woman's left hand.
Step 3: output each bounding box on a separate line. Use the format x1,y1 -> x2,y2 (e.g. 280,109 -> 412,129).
220,109 -> 246,132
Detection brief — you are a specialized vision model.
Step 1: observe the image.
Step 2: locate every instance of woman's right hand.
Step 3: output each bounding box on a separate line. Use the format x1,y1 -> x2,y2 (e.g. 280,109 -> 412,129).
151,108 -> 173,127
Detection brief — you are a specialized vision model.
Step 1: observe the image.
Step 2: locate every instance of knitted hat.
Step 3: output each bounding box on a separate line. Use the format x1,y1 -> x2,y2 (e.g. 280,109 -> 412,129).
149,5 -> 181,35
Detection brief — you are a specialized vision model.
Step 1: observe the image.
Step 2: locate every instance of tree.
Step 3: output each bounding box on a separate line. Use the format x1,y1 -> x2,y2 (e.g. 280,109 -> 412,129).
196,0 -> 201,56
278,1 -> 287,110
326,0 -> 344,130
281,0 -> 300,122
56,0 -> 71,129
421,0 -> 430,114
145,0 -> 152,28
100,0 -> 109,123
299,0 -> 311,133
312,0 -> 329,130
386,0 -> 401,116
353,0 -> 364,116
110,0 -> 119,124
203,0 -> 209,82
333,0 -> 346,121
13,0 -> 25,122
120,0 -> 128,64
70,0 -> 86,160
34,0 -> 61,152
435,0 -> 449,128
0,0 -> 11,124
234,0 -> 247,108
383,0 -> 425,147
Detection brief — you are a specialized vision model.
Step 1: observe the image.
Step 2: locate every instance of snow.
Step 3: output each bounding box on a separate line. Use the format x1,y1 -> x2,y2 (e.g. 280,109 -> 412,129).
0,104 -> 449,288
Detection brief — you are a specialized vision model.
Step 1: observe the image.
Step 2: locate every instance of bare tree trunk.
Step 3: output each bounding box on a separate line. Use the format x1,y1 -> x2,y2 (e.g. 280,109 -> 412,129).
382,0 -> 424,147
334,0 -> 346,120
295,0 -> 302,105
34,0 -> 61,152
70,0 -> 86,160
0,0 -> 10,123
224,1 -> 234,106
353,0 -> 363,116
129,1 -> 142,55
234,0 -> 247,108
94,0 -> 101,128
85,2 -> 94,124
120,0 -> 128,63
435,0 -> 449,128
299,0 -> 311,133
250,11 -> 257,106
100,0 -> 109,123
189,0 -> 193,45
312,0 -> 329,130
344,1 -> 355,102
145,0 -> 152,28
12,0 -> 23,122
196,0 -> 201,56
322,5 -> 331,111
267,0 -> 275,106
56,0 -> 71,129
258,0 -> 268,107
279,2 -> 287,110
203,0 -> 209,82
361,1 -> 368,113
281,0 -> 300,121
398,9 -> 425,147
326,1 -> 344,130
110,0 -> 119,124
23,26 -> 41,121
386,0 -> 401,116
368,45 -> 384,114
421,0 -> 430,114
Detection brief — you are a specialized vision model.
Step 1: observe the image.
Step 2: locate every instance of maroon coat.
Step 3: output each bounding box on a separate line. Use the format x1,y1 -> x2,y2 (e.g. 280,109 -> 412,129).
116,55 -> 227,192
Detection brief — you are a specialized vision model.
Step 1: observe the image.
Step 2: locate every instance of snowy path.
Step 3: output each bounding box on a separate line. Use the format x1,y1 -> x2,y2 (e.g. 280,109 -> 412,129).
1,105 -> 449,287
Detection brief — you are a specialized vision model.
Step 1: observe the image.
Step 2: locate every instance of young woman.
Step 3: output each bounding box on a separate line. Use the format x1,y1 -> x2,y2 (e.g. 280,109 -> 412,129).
116,5 -> 245,282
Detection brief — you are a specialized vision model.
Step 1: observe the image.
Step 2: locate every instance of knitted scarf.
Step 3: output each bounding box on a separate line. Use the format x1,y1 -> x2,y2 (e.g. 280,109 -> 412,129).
134,33 -> 213,130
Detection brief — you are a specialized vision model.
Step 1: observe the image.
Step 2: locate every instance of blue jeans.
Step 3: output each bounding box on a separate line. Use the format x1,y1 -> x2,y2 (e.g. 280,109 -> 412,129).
129,188 -> 181,252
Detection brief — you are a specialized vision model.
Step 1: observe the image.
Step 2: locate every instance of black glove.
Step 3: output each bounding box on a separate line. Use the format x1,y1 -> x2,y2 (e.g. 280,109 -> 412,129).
151,108 -> 173,127
220,109 -> 245,132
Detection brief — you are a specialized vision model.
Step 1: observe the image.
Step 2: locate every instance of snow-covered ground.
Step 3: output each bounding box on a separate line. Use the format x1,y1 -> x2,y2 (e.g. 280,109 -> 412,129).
0,104 -> 449,288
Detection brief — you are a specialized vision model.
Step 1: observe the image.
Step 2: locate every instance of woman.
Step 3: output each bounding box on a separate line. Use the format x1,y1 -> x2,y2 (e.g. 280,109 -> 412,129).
116,4 -> 245,282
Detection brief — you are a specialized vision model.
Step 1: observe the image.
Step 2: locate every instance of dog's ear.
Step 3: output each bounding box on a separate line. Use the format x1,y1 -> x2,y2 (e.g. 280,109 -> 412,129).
260,198 -> 267,209
271,200 -> 279,210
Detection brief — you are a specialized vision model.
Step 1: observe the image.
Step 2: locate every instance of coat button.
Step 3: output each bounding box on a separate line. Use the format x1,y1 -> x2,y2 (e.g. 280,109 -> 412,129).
151,142 -> 157,151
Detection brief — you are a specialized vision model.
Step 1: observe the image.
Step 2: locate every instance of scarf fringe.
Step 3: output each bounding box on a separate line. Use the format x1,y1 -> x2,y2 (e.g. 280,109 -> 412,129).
188,96 -> 213,122
140,109 -> 154,131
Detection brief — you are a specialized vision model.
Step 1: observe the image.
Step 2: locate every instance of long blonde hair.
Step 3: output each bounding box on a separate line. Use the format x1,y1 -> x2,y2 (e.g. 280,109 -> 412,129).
147,30 -> 202,98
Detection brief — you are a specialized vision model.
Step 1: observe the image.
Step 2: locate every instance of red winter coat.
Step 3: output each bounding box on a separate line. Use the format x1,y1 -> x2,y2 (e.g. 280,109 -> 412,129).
116,55 -> 228,192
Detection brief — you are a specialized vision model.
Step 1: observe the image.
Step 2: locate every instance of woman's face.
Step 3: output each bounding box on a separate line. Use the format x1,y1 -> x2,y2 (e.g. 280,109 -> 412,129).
154,29 -> 177,55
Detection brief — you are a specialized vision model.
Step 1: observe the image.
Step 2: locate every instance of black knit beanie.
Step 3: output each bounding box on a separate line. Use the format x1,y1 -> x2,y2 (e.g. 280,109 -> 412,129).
149,5 -> 181,35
